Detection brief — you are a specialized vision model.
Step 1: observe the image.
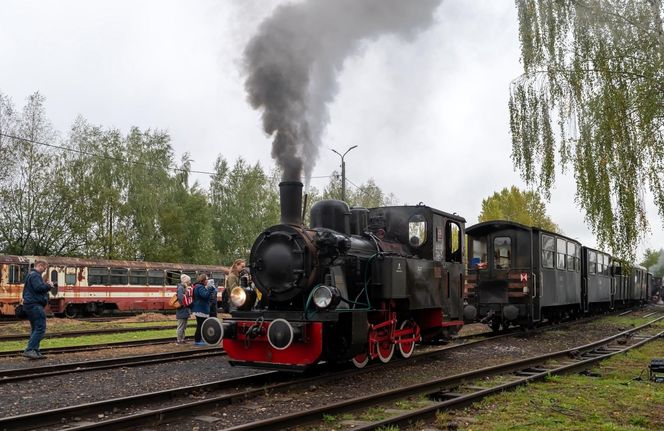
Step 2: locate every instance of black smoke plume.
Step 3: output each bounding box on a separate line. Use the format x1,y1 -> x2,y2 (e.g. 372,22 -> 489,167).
244,0 -> 442,183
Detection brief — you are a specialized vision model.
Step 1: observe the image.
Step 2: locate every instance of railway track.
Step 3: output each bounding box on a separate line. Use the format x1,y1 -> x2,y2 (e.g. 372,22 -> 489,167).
0,347 -> 224,383
0,316 -> 602,431
21,314 -> 659,431
236,316 -> 664,431
0,324 -> 176,342
0,336 -> 188,358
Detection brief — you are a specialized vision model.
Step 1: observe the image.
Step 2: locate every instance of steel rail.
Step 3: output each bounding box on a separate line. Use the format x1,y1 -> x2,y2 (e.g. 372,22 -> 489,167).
10,323 -> 515,430
0,325 -> 176,342
0,347 -> 225,383
355,328 -> 664,431
225,316 -> 664,431
12,314 -> 661,430
0,337 -> 186,358
0,371 -> 279,431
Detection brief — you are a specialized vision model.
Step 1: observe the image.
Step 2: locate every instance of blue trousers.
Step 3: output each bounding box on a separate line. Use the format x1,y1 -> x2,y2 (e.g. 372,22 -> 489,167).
24,304 -> 46,352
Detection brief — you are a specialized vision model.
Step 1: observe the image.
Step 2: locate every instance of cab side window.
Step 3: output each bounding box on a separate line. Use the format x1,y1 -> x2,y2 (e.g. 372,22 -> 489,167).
446,221 -> 462,263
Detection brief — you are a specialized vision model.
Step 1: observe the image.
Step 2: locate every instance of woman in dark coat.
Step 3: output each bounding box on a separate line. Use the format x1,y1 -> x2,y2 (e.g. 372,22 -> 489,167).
190,273 -> 211,346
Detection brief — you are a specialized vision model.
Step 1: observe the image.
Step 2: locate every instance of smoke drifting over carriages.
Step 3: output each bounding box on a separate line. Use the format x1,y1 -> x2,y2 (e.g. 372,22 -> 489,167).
243,0 -> 442,183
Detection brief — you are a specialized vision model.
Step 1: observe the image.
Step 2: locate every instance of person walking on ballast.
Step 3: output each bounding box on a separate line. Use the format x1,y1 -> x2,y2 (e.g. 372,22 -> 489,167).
191,274 -> 211,346
22,259 -> 54,360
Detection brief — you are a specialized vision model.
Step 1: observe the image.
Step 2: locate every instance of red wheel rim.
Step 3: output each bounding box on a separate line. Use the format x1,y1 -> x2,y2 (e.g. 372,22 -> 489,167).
397,320 -> 416,358
351,352 -> 369,368
376,336 -> 394,363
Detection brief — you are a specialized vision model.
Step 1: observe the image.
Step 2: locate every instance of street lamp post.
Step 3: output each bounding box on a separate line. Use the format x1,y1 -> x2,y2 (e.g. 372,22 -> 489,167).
331,145 -> 358,202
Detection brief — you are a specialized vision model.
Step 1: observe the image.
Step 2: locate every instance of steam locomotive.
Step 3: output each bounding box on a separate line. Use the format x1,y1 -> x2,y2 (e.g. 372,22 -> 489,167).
202,181 -> 466,369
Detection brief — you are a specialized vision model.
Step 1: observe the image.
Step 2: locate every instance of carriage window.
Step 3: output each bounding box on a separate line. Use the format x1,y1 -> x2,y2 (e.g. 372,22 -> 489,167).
148,270 -> 164,286
471,238 -> 488,269
50,270 -> 58,284
88,267 -> 110,285
166,271 -> 181,285
130,269 -> 147,285
212,272 -> 225,284
542,234 -> 555,268
446,222 -> 462,263
8,265 -> 27,283
184,271 -> 197,281
588,251 -> 597,274
65,267 -> 77,285
494,237 -> 511,269
556,238 -> 566,269
575,246 -> 581,271
110,268 -> 129,285
408,214 -> 427,247
603,254 -> 610,276
566,243 -> 576,271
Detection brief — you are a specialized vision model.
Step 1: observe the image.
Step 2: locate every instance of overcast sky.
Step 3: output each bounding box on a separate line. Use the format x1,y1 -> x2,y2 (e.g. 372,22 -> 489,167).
1,0 -> 662,256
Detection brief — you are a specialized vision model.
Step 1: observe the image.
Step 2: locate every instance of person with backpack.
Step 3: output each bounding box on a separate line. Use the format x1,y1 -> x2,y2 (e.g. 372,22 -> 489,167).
175,274 -> 192,345
191,273 -> 212,346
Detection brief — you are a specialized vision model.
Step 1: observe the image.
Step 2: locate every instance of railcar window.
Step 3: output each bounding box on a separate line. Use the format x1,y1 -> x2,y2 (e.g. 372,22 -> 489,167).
446,222 -> 462,263
542,235 -> 555,268
110,268 -> 129,285
603,255 -> 611,276
588,251 -> 597,274
408,214 -> 427,247
184,271 -> 197,281
212,272 -> 225,284
8,265 -> 27,283
130,270 -> 147,285
471,238 -> 488,269
148,270 -> 164,286
50,270 -> 58,283
575,246 -> 581,271
65,273 -> 76,285
494,237 -> 511,270
556,238 -> 566,269
566,243 -> 576,271
88,267 -> 110,285
166,271 -> 181,285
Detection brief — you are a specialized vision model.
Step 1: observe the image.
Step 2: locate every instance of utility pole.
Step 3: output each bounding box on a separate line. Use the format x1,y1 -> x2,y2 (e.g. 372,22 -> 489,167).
331,145 -> 358,202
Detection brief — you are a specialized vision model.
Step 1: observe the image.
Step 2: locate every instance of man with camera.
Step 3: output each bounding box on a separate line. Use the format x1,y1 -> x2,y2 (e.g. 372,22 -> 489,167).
22,259 -> 54,359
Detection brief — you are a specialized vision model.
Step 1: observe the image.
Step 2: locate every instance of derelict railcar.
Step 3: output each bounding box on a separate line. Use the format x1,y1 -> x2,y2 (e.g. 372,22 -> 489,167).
201,181 -> 465,370
465,221 -> 582,330
0,255 -> 228,317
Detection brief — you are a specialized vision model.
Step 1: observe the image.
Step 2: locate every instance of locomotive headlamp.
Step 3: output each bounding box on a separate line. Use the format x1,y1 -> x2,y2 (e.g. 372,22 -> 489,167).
230,286 -> 257,310
312,285 -> 341,310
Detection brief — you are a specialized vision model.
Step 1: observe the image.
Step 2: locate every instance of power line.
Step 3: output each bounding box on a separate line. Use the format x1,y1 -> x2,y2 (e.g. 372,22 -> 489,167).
0,132 -> 216,175
0,132 -> 339,180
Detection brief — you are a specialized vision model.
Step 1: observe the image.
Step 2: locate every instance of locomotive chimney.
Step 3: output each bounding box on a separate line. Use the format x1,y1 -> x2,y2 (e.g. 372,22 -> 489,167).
279,181 -> 303,225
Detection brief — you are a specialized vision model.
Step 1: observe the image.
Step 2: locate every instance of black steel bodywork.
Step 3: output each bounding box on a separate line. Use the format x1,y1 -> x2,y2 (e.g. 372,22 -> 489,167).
466,221 -> 582,328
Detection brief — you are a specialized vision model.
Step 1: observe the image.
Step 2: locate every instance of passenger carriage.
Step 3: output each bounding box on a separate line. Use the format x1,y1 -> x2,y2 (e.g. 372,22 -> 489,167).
0,255 -> 228,317
465,221 -> 582,330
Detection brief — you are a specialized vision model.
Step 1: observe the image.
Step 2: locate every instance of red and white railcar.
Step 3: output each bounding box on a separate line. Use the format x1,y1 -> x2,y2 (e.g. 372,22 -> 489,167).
0,255 -> 228,317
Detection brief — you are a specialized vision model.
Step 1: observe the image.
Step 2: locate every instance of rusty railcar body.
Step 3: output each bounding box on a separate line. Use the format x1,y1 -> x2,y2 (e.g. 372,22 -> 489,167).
0,255 -> 228,317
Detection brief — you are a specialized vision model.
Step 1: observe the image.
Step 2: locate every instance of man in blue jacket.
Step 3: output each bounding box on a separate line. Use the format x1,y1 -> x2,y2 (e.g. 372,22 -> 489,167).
22,259 -> 53,359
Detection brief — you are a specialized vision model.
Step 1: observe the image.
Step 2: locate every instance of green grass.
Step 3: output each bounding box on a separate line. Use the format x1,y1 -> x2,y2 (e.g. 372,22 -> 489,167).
456,339 -> 664,430
0,320 -> 174,336
0,327 -> 195,351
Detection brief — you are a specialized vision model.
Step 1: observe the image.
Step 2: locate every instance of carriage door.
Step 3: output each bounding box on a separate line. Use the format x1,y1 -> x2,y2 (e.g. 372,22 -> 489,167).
445,220 -> 464,321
